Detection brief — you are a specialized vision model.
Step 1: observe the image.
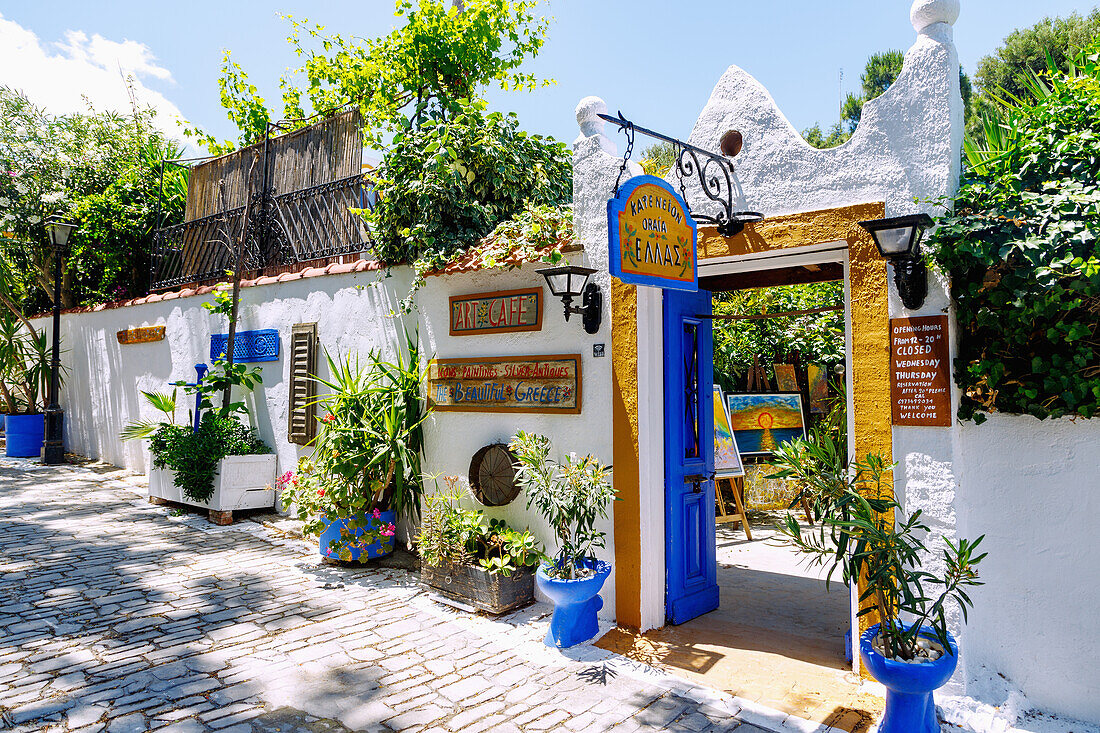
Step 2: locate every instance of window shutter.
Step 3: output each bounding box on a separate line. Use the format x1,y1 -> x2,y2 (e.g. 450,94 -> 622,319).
287,323 -> 318,445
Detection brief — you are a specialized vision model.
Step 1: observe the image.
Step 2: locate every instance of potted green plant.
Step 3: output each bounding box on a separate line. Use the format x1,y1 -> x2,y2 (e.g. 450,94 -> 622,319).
0,310 -> 56,458
770,443 -> 986,733
279,337 -> 428,561
416,475 -> 542,613
122,360 -> 275,523
509,431 -> 615,648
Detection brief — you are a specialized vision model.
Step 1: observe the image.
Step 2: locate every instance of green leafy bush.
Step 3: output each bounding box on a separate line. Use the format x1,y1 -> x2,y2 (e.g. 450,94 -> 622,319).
149,415 -> 270,503
929,39 -> 1100,421
770,446 -> 986,660
416,476 -> 543,576
279,335 -> 429,531
365,100 -> 572,270
509,432 -> 615,580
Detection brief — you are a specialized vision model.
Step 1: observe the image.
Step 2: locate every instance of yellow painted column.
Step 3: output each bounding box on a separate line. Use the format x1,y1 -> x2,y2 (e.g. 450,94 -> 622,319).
611,277 -> 642,629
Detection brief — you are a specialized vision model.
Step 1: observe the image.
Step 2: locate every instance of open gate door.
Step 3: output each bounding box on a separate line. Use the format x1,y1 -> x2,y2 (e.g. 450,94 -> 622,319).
664,287 -> 719,624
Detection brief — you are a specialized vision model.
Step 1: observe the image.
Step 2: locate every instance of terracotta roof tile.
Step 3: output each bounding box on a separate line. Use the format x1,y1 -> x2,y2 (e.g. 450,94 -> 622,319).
33,236 -> 577,318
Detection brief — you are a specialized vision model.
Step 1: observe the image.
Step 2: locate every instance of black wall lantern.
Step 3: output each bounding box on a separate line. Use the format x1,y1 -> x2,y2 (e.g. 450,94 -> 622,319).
536,265 -> 603,335
858,213 -> 934,310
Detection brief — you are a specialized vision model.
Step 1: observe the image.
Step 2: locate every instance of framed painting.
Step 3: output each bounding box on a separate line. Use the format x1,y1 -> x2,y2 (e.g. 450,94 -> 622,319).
712,386 -> 744,478
807,363 -> 830,414
726,392 -> 807,456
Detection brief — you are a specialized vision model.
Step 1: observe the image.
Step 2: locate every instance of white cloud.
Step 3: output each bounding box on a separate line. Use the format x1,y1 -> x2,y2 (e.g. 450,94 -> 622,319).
0,14 -> 187,144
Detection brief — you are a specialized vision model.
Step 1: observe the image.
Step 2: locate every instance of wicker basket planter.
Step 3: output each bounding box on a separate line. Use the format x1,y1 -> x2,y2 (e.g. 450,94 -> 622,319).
420,558 -> 535,615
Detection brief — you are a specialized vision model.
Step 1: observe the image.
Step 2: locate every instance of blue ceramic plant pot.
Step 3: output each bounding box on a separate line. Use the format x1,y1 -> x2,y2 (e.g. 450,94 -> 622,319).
860,622 -> 959,733
536,558 -> 611,648
4,414 -> 44,458
318,510 -> 396,562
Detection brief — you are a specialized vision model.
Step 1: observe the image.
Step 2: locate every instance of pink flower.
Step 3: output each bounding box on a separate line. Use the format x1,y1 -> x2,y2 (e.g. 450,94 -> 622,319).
323,413 -> 336,423
380,523 -> 396,537
371,508 -> 381,519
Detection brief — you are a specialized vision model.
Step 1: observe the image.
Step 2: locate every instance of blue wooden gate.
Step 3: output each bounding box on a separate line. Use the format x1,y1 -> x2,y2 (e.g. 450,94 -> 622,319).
664,287 -> 719,624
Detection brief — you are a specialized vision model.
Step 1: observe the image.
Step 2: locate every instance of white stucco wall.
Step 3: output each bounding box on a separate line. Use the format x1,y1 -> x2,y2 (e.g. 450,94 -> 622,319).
572,0 -> 1099,724
34,257 -> 619,617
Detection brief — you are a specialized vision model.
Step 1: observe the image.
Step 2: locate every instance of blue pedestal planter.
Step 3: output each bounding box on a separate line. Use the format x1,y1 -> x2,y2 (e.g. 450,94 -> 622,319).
860,623 -> 958,733
5,414 -> 44,458
318,511 -> 396,562
536,559 -> 611,648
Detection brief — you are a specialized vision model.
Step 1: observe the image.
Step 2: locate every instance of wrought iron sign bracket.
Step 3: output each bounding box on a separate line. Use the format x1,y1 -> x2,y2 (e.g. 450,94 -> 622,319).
598,111 -> 763,238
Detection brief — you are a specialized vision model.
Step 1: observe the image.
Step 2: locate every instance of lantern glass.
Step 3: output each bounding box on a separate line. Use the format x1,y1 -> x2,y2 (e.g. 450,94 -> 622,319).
858,213 -> 933,261
545,272 -> 573,296
537,265 -> 595,298
47,219 -> 76,249
872,226 -> 916,258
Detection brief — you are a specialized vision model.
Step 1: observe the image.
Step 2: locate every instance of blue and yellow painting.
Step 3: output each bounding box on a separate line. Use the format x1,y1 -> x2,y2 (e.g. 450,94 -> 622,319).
726,393 -> 806,455
713,386 -> 744,477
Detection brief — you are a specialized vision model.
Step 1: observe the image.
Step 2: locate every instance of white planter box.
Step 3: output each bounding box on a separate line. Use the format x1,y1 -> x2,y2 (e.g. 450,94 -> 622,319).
148,454 -> 277,512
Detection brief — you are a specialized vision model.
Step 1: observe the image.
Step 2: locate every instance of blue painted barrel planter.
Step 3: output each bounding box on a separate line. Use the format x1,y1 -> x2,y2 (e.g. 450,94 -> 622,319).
4,414 -> 44,458
536,558 -> 611,648
318,510 -> 396,562
860,623 -> 958,733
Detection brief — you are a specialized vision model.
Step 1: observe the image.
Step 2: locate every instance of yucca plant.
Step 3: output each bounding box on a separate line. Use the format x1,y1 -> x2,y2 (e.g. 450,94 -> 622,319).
282,331 -> 429,531
771,442 -> 987,660
0,310 -> 60,415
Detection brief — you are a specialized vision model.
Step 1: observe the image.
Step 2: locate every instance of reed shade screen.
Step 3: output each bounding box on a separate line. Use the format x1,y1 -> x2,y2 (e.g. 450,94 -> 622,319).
287,323 -> 319,445
152,109 -> 370,290
184,109 -> 363,221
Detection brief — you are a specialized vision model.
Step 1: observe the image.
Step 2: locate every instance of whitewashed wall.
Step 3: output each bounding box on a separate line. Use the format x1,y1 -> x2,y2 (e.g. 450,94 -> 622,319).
34,256 -> 619,616
572,0 -> 1100,724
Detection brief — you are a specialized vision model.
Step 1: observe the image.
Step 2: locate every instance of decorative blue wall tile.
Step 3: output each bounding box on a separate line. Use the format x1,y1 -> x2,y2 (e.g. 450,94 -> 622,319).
210,329 -> 280,363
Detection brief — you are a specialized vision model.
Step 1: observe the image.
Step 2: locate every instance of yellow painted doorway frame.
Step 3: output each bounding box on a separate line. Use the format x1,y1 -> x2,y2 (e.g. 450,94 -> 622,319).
611,201 -> 891,637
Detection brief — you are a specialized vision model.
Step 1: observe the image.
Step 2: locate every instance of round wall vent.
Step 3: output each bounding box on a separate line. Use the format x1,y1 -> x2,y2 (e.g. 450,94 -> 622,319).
469,443 -> 520,507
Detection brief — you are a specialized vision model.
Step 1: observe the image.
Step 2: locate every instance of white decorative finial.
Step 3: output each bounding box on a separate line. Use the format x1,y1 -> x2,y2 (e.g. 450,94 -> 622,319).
575,96 -> 616,154
576,96 -> 608,138
911,0 -> 959,32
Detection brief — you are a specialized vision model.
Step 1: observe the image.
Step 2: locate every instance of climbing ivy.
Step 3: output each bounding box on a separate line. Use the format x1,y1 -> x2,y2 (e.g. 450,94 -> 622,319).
928,39 -> 1100,422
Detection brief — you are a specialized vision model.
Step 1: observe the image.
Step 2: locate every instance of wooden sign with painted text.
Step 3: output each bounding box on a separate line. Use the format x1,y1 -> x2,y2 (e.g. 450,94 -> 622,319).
428,355 -> 581,414
607,175 -> 698,292
890,315 -> 951,426
449,288 -> 542,336
116,326 -> 165,345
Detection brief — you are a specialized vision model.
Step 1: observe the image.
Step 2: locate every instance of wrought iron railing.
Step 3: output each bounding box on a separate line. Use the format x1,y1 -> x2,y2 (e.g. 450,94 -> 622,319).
151,174 -> 375,290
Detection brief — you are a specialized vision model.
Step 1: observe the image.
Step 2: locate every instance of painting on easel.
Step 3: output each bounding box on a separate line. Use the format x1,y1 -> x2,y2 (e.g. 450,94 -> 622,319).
726,392 -> 807,456
713,386 -> 744,477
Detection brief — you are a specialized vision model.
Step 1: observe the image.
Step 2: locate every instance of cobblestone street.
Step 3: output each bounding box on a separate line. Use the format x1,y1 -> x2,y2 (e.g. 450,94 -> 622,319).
0,458 -> 775,733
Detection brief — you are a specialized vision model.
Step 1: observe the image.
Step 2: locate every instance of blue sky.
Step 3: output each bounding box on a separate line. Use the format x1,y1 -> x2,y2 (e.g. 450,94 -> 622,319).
1,1 -> 1096,154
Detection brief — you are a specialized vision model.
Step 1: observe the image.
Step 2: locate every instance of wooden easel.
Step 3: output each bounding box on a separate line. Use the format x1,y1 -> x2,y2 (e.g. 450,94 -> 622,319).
715,475 -> 752,540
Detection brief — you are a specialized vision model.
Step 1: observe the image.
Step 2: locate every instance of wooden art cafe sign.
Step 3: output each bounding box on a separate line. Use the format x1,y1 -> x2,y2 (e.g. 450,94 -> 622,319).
608,175 -> 698,291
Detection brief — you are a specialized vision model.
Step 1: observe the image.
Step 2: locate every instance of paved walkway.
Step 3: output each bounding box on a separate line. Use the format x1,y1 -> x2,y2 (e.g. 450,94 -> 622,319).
0,456 -> 773,733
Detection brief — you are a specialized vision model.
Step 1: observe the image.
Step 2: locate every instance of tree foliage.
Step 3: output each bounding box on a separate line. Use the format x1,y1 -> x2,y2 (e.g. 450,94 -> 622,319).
712,282 -> 844,394
189,0 -> 552,153
0,87 -> 185,310
196,0 -> 566,276
638,142 -> 677,177
929,39 -> 1100,422
366,99 -> 571,269
969,9 -> 1100,139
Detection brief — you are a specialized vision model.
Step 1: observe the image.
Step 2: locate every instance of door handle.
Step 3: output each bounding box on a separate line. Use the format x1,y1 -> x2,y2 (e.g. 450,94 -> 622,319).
684,473 -> 713,493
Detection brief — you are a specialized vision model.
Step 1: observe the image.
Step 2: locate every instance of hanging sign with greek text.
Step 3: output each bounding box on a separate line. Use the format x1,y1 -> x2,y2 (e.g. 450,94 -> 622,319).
427,355 -> 581,414
449,288 -> 542,336
607,175 -> 698,292
116,326 -> 165,345
890,315 -> 951,426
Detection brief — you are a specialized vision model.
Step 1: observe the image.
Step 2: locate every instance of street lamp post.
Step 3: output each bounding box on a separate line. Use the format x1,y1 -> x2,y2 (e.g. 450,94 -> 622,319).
42,216 -> 76,465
